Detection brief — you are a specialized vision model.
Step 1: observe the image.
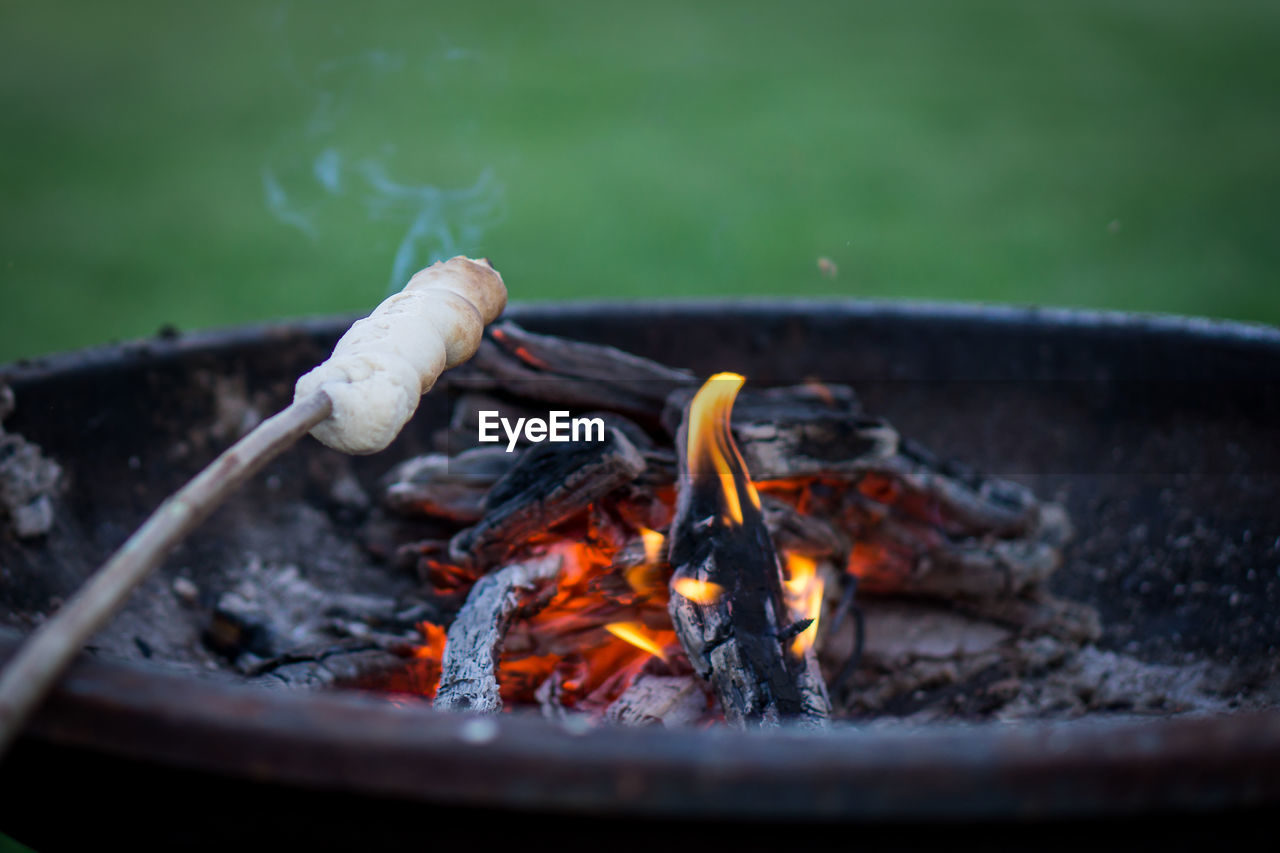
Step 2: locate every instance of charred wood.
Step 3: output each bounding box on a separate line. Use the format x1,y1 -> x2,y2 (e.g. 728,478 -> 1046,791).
434,553 -> 563,712
382,446 -> 515,523
664,383 -> 899,480
448,427 -> 646,567
604,674 -> 711,728
455,322 -> 697,424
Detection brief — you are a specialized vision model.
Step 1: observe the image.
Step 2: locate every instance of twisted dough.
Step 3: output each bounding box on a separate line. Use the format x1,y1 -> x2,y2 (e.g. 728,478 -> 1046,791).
295,256 -> 507,454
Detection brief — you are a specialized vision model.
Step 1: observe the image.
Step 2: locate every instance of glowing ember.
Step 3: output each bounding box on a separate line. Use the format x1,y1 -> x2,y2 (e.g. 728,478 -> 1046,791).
685,372 -> 762,526
671,577 -> 725,604
375,373 -> 901,719
782,553 -> 823,655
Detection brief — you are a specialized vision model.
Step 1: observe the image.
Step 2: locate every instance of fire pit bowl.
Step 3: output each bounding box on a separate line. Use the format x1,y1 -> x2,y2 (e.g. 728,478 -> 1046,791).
2,300 -> 1279,845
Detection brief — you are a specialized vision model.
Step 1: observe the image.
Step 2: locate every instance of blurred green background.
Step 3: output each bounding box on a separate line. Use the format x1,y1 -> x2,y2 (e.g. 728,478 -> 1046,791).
2,0 -> 1277,363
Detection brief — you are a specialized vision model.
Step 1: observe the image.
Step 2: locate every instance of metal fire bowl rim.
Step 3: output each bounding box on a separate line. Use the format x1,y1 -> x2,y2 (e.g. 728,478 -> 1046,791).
4,298 -> 1280,821
6,296 -> 1280,382
5,626 -> 1280,821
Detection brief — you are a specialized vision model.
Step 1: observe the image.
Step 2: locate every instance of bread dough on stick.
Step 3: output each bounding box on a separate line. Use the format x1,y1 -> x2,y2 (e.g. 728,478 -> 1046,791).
295,256 -> 507,454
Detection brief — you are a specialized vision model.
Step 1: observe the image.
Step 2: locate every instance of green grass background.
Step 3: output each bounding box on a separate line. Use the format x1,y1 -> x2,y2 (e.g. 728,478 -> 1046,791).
2,0 -> 1277,363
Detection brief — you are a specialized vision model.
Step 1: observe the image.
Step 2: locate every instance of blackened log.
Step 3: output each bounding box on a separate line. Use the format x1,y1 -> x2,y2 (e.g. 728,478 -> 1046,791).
434,553 -> 563,712
666,379 -> 830,727
448,427 -> 646,567
454,322 -> 697,424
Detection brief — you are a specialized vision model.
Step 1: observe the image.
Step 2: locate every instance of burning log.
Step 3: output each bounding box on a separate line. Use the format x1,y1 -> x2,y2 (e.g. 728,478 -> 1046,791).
667,374 -> 830,727
448,427 -> 646,568
434,553 -> 563,712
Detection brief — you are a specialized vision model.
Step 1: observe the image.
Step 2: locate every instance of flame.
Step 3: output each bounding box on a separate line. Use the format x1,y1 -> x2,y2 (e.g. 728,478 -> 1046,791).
604,621 -> 669,662
640,527 -> 665,564
783,553 -> 823,656
685,372 -> 762,526
624,526 -> 667,594
672,577 -> 725,604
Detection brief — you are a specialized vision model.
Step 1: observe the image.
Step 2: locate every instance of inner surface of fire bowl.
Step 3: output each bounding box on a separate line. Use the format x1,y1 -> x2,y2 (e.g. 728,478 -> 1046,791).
2,300 -> 1280,820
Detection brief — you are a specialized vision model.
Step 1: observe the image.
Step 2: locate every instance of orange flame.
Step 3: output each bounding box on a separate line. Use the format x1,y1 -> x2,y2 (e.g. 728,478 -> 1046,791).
624,526 -> 667,595
672,577 -> 725,604
685,372 -> 762,526
783,553 -> 823,656
604,621 -> 670,661
640,527 -> 665,564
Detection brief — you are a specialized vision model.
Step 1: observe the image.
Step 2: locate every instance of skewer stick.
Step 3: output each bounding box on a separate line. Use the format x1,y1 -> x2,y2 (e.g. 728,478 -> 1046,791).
0,255 -> 507,757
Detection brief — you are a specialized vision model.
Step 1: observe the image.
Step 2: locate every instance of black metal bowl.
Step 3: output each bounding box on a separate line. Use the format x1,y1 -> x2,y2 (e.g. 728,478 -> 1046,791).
2,300 -> 1279,847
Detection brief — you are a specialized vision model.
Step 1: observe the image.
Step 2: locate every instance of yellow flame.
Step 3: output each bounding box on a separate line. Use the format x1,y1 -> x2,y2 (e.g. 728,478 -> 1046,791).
639,527 -> 665,564
604,621 -> 669,661
624,527 -> 667,594
783,553 -> 823,656
685,372 -> 762,526
672,577 -> 725,605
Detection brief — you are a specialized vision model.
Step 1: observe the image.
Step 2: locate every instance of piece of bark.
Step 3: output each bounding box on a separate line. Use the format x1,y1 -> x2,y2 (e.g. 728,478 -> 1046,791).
434,554 -> 563,712
453,322 -> 697,424
448,427 -> 645,567
666,382 -> 830,727
604,674 -> 710,727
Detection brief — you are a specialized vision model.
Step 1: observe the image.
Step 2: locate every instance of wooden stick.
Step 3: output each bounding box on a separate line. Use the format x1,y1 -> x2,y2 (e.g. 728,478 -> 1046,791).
0,391 -> 332,755
0,255 -> 508,758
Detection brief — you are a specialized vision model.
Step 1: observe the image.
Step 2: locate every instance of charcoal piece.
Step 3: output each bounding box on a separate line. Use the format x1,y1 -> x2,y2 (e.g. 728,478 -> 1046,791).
448,427 -> 646,567
434,553 -> 563,713
258,646 -> 410,689
761,495 -> 851,563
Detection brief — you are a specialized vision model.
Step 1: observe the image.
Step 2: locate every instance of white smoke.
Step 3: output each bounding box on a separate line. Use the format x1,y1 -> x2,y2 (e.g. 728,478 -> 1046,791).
261,19 -> 503,290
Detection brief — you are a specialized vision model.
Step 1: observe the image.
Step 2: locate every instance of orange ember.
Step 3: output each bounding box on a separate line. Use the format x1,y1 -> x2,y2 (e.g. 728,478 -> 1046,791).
373,372 -> 933,718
